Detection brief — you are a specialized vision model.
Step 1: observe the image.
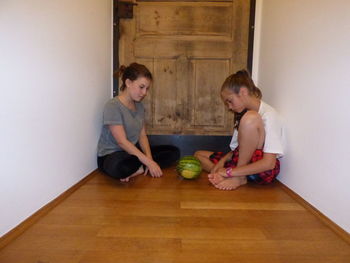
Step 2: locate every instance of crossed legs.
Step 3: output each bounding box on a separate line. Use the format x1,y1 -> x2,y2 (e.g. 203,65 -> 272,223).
98,145 -> 180,182
197,111 -> 265,190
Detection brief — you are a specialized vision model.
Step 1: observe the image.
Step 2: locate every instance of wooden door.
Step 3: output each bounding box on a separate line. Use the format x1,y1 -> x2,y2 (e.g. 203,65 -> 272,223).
119,0 -> 251,135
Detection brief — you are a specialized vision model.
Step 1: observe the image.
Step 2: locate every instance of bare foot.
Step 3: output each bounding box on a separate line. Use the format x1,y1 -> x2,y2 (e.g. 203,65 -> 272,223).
208,173 -> 225,185
120,166 -> 144,182
212,176 -> 247,190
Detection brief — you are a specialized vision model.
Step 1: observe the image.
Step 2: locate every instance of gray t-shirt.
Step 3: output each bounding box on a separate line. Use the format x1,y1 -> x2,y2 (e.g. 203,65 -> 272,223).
97,97 -> 145,157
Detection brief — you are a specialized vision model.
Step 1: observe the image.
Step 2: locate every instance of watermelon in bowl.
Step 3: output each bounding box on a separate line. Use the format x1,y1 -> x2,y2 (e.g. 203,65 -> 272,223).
176,156 -> 202,179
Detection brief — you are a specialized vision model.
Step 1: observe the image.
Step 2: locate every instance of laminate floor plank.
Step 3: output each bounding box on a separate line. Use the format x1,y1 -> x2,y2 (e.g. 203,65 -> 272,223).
0,167 -> 349,263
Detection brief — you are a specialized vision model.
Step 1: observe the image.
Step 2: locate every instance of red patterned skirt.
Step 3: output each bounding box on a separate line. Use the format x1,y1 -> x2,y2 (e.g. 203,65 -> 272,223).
209,147 -> 280,184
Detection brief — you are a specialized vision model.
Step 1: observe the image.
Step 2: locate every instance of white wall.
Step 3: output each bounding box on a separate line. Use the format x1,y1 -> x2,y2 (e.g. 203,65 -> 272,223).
255,0 -> 350,232
0,0 -> 112,236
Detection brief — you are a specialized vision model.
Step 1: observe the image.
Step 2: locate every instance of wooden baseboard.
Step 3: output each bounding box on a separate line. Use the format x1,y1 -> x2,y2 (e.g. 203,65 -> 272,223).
0,170 -> 98,250
276,180 -> 350,244
148,135 -> 231,156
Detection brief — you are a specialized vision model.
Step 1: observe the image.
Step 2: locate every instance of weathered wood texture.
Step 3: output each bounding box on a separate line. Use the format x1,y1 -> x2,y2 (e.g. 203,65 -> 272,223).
0,168 -> 349,263
119,0 -> 250,135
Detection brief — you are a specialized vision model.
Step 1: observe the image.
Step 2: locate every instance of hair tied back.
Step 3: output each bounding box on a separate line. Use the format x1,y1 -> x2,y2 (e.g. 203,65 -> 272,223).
118,65 -> 127,77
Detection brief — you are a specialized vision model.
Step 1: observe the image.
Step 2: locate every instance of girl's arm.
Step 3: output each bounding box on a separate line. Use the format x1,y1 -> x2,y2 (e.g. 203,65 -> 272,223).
211,151 -> 233,173
138,125 -> 163,177
220,153 -> 277,177
109,125 -> 162,177
138,125 -> 152,160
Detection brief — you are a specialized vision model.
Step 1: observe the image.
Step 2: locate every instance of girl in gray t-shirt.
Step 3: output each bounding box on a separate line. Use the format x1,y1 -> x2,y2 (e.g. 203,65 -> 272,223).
97,63 -> 179,181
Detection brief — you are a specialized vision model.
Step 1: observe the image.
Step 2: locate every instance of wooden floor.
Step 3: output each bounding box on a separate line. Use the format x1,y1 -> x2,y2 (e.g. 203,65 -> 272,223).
1,167 -> 349,263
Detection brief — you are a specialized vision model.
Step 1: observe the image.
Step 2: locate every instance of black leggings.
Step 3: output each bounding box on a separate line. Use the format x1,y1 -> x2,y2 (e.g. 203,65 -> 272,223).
97,145 -> 180,179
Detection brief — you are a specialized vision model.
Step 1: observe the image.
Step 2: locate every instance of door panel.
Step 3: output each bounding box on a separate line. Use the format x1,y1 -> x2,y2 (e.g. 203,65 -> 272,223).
119,0 -> 250,135
138,2 -> 232,37
153,59 -> 177,127
134,38 -> 234,59
191,59 -> 229,128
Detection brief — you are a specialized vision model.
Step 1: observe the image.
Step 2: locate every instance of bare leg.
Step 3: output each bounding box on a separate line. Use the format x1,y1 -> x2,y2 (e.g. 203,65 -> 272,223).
213,111 -> 265,190
194,150 -> 215,172
236,111 -> 265,167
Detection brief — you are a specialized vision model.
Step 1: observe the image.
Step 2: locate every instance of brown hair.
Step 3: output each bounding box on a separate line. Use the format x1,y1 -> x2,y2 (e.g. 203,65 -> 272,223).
221,69 -> 262,99
221,70 -> 262,129
114,62 -> 153,91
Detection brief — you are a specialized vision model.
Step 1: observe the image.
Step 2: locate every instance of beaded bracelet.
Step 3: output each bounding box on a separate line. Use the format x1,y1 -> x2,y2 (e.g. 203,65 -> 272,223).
225,167 -> 233,178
